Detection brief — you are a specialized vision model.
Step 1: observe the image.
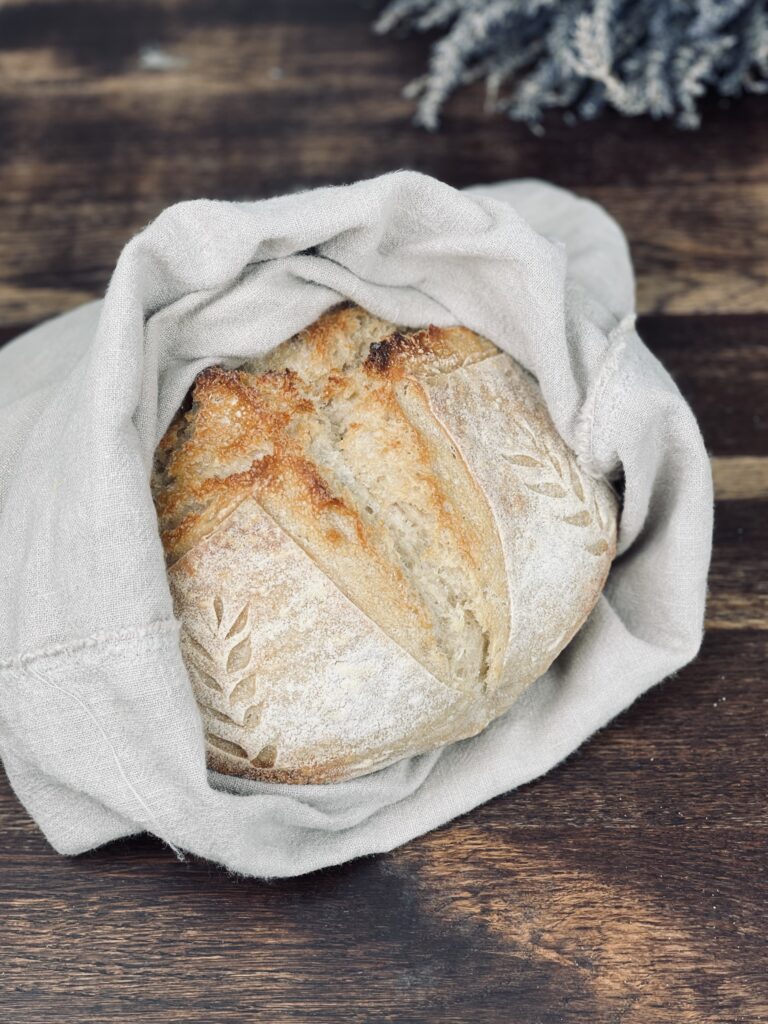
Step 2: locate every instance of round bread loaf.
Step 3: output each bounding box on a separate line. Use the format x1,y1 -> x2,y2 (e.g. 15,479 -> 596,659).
152,304 -> 618,783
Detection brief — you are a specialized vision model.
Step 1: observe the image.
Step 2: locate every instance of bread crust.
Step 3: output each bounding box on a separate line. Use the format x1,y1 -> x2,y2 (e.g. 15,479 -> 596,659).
152,303 -> 617,783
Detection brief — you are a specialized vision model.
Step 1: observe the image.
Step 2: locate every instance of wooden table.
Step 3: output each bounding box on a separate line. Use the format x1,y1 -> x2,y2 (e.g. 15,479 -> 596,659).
1,3 -> 766,1021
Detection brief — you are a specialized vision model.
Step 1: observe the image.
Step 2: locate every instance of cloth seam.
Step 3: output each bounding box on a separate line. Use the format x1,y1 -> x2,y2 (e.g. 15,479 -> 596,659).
0,618 -> 179,671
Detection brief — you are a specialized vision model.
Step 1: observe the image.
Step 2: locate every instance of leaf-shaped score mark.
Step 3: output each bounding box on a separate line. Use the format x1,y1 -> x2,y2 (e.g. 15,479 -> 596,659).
243,705 -> 262,729
206,733 -> 249,760
504,454 -> 544,468
184,636 -> 223,692
230,672 -> 258,704
225,603 -> 249,640
502,427 -> 610,557
562,510 -> 593,527
191,665 -> 222,692
214,599 -> 253,675
592,489 -> 606,531
525,481 -> 567,498
184,633 -> 218,673
200,701 -> 262,730
251,744 -> 277,769
183,596 -> 269,764
568,459 -> 585,502
548,449 -> 563,479
200,703 -> 240,726
227,633 -> 252,674
587,539 -> 610,556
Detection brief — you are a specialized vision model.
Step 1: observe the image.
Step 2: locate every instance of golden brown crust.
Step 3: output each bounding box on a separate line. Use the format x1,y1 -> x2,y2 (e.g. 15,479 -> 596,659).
153,302 -> 617,785
152,307 -> 497,568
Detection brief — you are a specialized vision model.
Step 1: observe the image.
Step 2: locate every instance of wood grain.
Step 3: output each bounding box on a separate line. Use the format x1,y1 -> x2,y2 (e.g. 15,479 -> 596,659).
640,315 -> 768,457
0,2 -> 766,1023
706,499 -> 768,630
1,633 -> 766,1024
0,0 -> 767,328
711,457 -> 768,500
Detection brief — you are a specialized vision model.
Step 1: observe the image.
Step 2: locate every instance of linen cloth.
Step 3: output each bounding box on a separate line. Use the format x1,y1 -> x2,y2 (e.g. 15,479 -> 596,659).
0,172 -> 712,877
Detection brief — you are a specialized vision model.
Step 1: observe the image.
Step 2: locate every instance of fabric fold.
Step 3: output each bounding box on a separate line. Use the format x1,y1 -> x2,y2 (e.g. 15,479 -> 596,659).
0,172 -> 712,877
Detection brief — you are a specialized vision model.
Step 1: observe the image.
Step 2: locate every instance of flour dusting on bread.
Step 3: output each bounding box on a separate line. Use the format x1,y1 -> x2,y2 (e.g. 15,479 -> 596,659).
152,303 -> 617,783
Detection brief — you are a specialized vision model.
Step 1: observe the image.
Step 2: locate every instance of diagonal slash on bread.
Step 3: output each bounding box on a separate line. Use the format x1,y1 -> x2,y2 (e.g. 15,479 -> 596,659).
152,304 -> 617,783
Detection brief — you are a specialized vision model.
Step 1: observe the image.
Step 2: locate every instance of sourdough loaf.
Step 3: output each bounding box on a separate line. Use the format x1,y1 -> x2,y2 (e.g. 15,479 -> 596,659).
152,304 -> 618,783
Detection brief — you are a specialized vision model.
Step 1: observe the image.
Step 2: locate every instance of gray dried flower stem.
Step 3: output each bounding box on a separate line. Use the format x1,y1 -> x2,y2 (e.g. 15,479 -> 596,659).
374,0 -> 768,129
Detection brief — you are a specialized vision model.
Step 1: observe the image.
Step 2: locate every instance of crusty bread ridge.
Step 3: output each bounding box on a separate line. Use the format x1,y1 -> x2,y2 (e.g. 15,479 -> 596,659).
152,303 -> 618,783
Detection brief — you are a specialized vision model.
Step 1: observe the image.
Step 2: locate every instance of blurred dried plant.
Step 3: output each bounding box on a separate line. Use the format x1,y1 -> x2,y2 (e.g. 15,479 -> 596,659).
375,0 -> 768,129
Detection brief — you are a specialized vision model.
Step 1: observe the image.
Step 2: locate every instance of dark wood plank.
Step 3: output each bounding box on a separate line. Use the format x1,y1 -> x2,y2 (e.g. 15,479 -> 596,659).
708,500 -> 768,630
1,3 -> 765,1023
0,0 -> 767,327
711,458 -> 768,500
1,630 -> 766,1024
640,315 -> 768,458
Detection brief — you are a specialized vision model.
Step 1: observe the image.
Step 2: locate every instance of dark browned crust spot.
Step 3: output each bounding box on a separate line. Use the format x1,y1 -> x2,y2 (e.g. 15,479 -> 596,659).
363,330 -> 429,376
